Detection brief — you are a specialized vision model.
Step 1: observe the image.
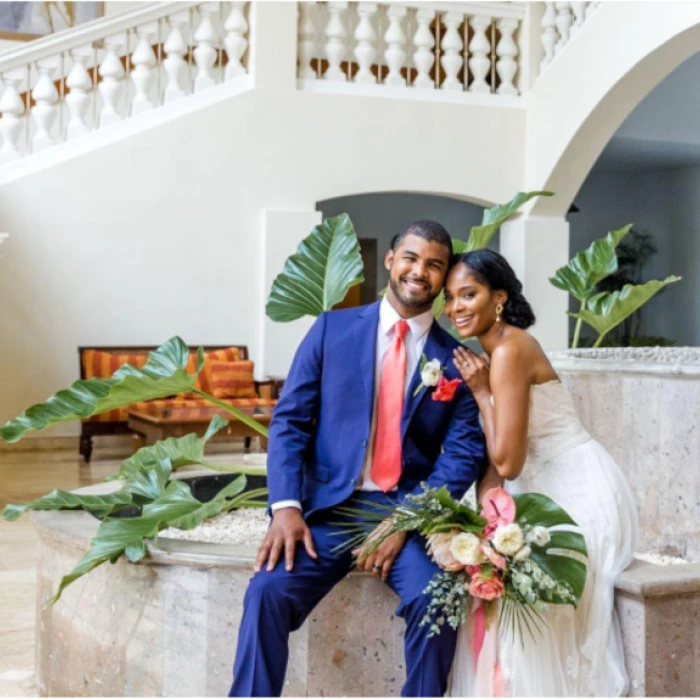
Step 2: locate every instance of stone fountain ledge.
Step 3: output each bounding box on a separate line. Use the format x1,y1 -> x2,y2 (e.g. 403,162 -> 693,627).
548,346 -> 700,376
30,471 -> 700,697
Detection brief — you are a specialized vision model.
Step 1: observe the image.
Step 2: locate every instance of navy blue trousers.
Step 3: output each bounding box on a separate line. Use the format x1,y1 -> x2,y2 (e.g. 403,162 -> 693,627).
229,492 -> 457,697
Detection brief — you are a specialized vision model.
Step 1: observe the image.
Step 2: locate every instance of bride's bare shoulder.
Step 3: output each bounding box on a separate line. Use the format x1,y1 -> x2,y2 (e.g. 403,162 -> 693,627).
490,329 -> 549,375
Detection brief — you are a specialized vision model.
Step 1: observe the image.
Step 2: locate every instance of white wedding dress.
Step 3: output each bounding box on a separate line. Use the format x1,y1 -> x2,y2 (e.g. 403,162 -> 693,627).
449,379 -> 640,697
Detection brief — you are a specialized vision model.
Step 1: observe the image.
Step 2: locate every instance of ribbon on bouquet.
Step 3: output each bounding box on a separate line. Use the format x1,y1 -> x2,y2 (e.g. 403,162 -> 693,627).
471,600 -> 504,697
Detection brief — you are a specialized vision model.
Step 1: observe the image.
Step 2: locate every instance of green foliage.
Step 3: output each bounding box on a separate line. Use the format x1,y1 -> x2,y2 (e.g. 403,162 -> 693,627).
265,213 -> 365,321
571,276 -> 681,348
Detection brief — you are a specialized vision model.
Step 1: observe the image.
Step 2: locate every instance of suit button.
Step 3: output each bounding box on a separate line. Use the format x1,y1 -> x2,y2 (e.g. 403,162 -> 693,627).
361,439 -> 368,447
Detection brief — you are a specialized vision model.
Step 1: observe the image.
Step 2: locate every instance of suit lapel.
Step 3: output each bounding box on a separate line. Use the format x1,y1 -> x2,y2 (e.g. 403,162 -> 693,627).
401,322 -> 448,438
353,302 -> 381,419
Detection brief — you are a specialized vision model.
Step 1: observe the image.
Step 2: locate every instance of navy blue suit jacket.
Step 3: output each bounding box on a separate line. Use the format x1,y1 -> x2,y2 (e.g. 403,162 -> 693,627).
266,301 -> 486,515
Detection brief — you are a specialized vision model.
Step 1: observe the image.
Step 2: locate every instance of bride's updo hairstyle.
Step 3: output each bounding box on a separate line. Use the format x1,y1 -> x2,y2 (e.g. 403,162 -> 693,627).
450,249 -> 536,330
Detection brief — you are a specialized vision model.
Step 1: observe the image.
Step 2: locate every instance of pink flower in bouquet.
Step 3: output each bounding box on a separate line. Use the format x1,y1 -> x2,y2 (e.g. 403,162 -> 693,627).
481,487 -> 516,538
428,531 -> 464,572
468,569 -> 505,601
481,544 -> 507,571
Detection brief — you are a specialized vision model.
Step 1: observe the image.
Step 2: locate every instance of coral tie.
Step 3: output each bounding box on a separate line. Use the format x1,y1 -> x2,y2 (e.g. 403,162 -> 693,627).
371,320 -> 409,492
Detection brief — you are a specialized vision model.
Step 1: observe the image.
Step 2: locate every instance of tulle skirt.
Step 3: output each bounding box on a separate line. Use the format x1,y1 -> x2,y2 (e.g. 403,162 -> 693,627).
449,437 -> 640,697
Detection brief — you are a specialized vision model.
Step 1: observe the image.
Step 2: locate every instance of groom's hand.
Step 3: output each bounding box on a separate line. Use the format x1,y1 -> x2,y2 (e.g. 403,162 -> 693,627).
354,524 -> 407,582
255,508 -> 317,573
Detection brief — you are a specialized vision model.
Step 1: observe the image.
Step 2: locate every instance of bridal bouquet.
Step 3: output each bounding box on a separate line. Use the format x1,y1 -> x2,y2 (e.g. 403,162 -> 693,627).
334,486 -> 587,642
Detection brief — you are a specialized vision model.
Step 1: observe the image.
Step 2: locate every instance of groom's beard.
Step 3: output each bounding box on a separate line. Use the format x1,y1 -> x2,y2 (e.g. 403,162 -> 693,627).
388,275 -> 439,310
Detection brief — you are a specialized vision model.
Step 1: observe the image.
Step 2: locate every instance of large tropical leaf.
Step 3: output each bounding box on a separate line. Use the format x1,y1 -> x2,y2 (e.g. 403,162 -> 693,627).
0,337 -> 201,443
550,225 -> 632,302
514,492 -> 588,604
571,276 -> 681,344
464,191 -> 553,252
514,492 -> 578,529
109,415 -> 267,482
266,214 -> 365,322
2,487 -> 133,522
46,461 -> 254,606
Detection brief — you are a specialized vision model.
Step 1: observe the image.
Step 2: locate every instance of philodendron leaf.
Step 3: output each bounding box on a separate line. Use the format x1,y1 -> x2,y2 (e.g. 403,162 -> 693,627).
266,213 -> 365,322
550,225 -> 632,302
0,337 -> 202,443
514,492 -> 588,605
571,276 -> 682,342
46,462 -> 251,606
109,415 -> 267,483
464,191 -> 554,252
2,487 -> 133,522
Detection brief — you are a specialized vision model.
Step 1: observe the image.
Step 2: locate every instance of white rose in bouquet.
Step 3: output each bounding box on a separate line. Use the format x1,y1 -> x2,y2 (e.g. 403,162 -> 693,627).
526,525 -> 551,547
450,532 -> 485,566
493,523 -> 525,556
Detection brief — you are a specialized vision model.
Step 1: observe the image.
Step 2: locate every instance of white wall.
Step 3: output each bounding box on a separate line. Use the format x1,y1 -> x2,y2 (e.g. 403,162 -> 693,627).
0,4 -> 526,436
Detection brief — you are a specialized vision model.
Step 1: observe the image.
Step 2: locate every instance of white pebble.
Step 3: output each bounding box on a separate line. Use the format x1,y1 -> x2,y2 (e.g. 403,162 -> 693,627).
158,508 -> 270,547
635,551 -> 689,566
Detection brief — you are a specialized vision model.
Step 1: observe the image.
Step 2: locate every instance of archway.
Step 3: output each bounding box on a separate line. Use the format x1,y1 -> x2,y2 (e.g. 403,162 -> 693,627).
526,2 -> 700,217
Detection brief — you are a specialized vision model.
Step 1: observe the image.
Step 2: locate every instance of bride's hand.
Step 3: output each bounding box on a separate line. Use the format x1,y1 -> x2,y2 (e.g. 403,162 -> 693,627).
453,347 -> 491,399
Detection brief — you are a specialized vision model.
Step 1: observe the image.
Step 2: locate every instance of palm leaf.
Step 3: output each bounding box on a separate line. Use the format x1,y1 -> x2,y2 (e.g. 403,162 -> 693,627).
266,213 -> 365,321
46,461 -> 248,606
464,191 -> 553,252
549,225 -> 632,302
0,337 -> 200,443
2,487 -> 133,522
109,415 -> 267,482
571,276 -> 681,345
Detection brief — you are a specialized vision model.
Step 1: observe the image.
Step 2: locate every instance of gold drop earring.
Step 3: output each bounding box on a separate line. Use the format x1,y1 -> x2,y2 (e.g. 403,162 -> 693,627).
496,303 -> 503,323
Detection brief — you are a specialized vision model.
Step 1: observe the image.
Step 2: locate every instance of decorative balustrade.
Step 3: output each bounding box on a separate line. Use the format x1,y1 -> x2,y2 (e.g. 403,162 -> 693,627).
296,2 -> 526,99
0,1 -> 250,164
539,1 -> 600,74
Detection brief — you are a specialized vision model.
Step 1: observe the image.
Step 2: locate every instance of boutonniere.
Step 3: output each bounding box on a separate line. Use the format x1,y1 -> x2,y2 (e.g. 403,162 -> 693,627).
413,355 -> 462,401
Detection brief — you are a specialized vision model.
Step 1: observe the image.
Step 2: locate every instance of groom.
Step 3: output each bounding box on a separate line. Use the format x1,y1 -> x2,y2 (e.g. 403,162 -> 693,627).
230,220 -> 485,697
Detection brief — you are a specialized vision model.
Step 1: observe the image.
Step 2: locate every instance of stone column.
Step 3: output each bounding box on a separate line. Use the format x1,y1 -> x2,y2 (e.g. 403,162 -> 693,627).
616,559 -> 700,696
499,215 -> 570,349
259,209 -> 322,379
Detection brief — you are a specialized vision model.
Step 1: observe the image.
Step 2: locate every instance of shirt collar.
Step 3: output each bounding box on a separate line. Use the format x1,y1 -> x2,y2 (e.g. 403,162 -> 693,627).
379,296 -> 434,343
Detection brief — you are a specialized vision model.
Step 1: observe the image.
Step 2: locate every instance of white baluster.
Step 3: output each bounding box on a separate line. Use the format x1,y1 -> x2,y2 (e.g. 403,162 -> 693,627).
412,8 -> 435,89
324,2 -> 348,81
65,47 -> 93,139
384,5 -> 406,87
554,2 -> 573,54
298,2 -> 317,80
32,58 -> 59,151
98,33 -> 125,127
540,2 -> 557,72
468,15 -> 491,94
570,2 -> 586,34
163,11 -> 189,102
224,2 -> 248,79
193,3 -> 219,92
131,23 -> 157,114
440,11 -> 464,91
353,2 -> 377,84
496,18 -> 518,96
0,73 -> 25,163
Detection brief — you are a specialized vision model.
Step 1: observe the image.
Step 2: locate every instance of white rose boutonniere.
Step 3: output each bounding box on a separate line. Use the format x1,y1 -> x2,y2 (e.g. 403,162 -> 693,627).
413,355 -> 443,397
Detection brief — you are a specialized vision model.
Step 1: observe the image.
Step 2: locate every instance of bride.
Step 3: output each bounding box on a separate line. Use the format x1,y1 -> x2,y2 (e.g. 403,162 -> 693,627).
443,249 -> 639,697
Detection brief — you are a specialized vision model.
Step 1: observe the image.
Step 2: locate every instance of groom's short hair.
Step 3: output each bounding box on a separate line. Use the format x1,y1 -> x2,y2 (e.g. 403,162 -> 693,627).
390,220 -> 452,257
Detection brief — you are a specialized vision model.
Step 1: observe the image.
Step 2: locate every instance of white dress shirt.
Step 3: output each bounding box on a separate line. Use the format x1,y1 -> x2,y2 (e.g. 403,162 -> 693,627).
272,297 -> 434,512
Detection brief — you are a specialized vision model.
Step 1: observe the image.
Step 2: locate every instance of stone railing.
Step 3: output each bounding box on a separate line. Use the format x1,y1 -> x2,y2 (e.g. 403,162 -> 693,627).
297,2 -> 526,100
539,1 -> 600,74
0,1 -> 250,165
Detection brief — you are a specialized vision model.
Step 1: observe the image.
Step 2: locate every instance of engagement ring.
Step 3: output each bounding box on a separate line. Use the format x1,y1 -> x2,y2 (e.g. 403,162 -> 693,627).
373,564 -> 382,571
